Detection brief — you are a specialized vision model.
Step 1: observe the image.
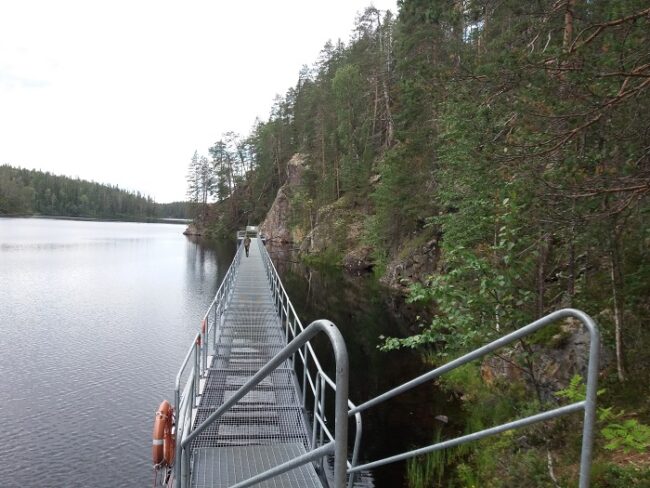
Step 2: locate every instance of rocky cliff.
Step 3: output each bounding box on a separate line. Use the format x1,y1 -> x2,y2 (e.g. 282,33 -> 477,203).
260,154 -> 305,245
259,153 -> 440,288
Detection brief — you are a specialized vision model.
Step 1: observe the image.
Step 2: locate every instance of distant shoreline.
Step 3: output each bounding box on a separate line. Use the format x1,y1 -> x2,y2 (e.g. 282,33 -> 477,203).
0,214 -> 191,225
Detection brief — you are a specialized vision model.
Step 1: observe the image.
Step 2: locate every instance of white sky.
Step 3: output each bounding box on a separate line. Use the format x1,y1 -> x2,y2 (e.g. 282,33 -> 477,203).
0,0 -> 397,203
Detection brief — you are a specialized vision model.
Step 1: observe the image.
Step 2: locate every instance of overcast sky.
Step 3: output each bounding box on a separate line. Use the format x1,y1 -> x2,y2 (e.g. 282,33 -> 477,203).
0,0 -> 397,203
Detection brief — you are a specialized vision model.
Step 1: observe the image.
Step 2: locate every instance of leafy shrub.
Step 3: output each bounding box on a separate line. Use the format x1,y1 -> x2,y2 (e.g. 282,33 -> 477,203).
556,375 -> 650,454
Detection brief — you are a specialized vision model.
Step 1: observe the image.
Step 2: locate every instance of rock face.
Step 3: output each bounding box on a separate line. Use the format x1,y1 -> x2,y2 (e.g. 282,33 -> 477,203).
297,197 -> 375,272
381,236 -> 440,290
259,153 -> 374,273
342,245 -> 374,273
299,199 -> 345,253
183,222 -> 203,236
260,154 -> 306,244
341,221 -> 373,273
258,153 -> 441,278
260,186 -> 292,244
480,318 -> 605,402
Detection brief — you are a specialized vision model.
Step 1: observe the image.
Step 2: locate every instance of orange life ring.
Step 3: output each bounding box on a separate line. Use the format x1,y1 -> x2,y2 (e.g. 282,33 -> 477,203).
152,400 -> 175,466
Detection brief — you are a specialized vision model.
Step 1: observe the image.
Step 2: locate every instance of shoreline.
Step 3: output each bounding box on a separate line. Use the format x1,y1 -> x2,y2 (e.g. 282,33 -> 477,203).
0,214 -> 191,225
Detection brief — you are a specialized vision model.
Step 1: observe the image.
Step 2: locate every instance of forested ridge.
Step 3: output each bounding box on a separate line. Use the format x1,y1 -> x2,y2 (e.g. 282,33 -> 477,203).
0,165 -> 188,220
190,1 -> 649,485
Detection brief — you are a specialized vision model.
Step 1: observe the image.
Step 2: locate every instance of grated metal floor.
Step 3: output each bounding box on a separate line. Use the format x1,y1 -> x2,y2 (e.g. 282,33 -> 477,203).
191,443 -> 322,488
190,239 -> 321,487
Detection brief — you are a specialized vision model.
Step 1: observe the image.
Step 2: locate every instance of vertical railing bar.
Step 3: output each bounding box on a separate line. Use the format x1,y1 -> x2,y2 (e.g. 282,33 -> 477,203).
284,301 -> 289,344
319,374 -> 326,473
302,345 -> 308,408
577,309 -> 600,488
311,374 -> 321,453
193,340 -> 200,406
203,318 -> 208,373
347,411 -> 363,488
290,316 -> 296,367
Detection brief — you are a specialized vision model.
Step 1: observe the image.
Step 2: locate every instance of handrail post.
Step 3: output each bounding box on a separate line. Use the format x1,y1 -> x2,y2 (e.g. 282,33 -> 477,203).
202,318 -> 208,374
319,376 -> 326,449
174,386 -> 182,488
193,340 -> 200,406
331,320 -> 349,488
302,346 -> 308,408
576,309 -> 600,488
181,442 -> 190,488
311,374 -> 321,453
347,411 -> 362,488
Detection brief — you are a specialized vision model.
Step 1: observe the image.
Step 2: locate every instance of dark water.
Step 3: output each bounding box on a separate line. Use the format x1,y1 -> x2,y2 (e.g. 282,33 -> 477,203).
269,248 -> 450,488
0,218 -> 234,488
0,218 -> 443,488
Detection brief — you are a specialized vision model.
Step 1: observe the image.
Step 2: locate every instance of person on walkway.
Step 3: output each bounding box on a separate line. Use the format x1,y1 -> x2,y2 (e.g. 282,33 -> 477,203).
244,236 -> 251,257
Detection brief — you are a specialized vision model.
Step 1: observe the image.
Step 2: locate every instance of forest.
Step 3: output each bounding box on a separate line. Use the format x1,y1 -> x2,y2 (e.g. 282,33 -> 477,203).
189,1 -> 649,486
0,165 -> 188,220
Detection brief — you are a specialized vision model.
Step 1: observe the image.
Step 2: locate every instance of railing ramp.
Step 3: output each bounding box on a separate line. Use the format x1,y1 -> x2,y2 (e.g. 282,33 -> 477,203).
166,235 -> 599,488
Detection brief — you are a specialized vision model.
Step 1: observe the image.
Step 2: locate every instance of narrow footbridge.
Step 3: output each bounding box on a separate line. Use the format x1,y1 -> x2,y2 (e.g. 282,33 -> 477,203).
163,233 -> 601,488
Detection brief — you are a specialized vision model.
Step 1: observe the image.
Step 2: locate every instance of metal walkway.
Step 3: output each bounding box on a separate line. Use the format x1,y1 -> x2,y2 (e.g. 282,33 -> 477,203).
189,239 -> 320,487
165,230 -> 600,488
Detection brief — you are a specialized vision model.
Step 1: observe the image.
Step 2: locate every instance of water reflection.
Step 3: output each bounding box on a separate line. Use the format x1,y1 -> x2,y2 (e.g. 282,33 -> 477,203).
0,218 -> 232,488
268,244 -> 450,488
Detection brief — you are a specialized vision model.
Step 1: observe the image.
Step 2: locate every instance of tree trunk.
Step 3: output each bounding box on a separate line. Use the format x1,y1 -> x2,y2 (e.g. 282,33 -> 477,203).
563,0 -> 576,51
609,234 -> 626,382
537,233 -> 550,316
372,77 -> 379,140
335,164 -> 341,200
381,21 -> 394,146
320,114 -> 326,179
565,204 -> 577,307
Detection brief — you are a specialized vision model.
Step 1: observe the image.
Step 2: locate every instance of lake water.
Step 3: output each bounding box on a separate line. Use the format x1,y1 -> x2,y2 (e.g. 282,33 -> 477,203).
260,246 -> 446,488
0,218 -> 441,488
0,218 -> 233,487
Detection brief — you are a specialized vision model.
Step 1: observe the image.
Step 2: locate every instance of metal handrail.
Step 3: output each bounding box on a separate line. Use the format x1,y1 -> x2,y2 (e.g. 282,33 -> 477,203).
257,239 -> 363,488
173,242 -> 243,488
346,308 -> 599,488
199,243 -> 243,372
172,238 -> 358,488
174,242 -> 242,415
181,319 -> 350,488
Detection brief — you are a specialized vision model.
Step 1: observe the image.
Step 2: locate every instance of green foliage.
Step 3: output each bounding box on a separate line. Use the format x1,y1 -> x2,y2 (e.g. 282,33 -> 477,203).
557,375 -> 650,454
601,418 -> 650,454
0,165 -> 181,219
555,374 -> 592,403
369,145 -> 432,256
591,462 -> 650,487
301,247 -> 343,267
406,430 -> 472,488
381,230 -> 536,354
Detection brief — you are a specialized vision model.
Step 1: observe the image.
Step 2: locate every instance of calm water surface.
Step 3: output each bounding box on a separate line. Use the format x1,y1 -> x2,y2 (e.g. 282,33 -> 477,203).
271,249 -> 448,488
0,218 -> 233,488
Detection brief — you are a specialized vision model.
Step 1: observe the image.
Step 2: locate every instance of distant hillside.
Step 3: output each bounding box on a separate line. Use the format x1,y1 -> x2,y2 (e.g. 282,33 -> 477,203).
0,165 -> 188,220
